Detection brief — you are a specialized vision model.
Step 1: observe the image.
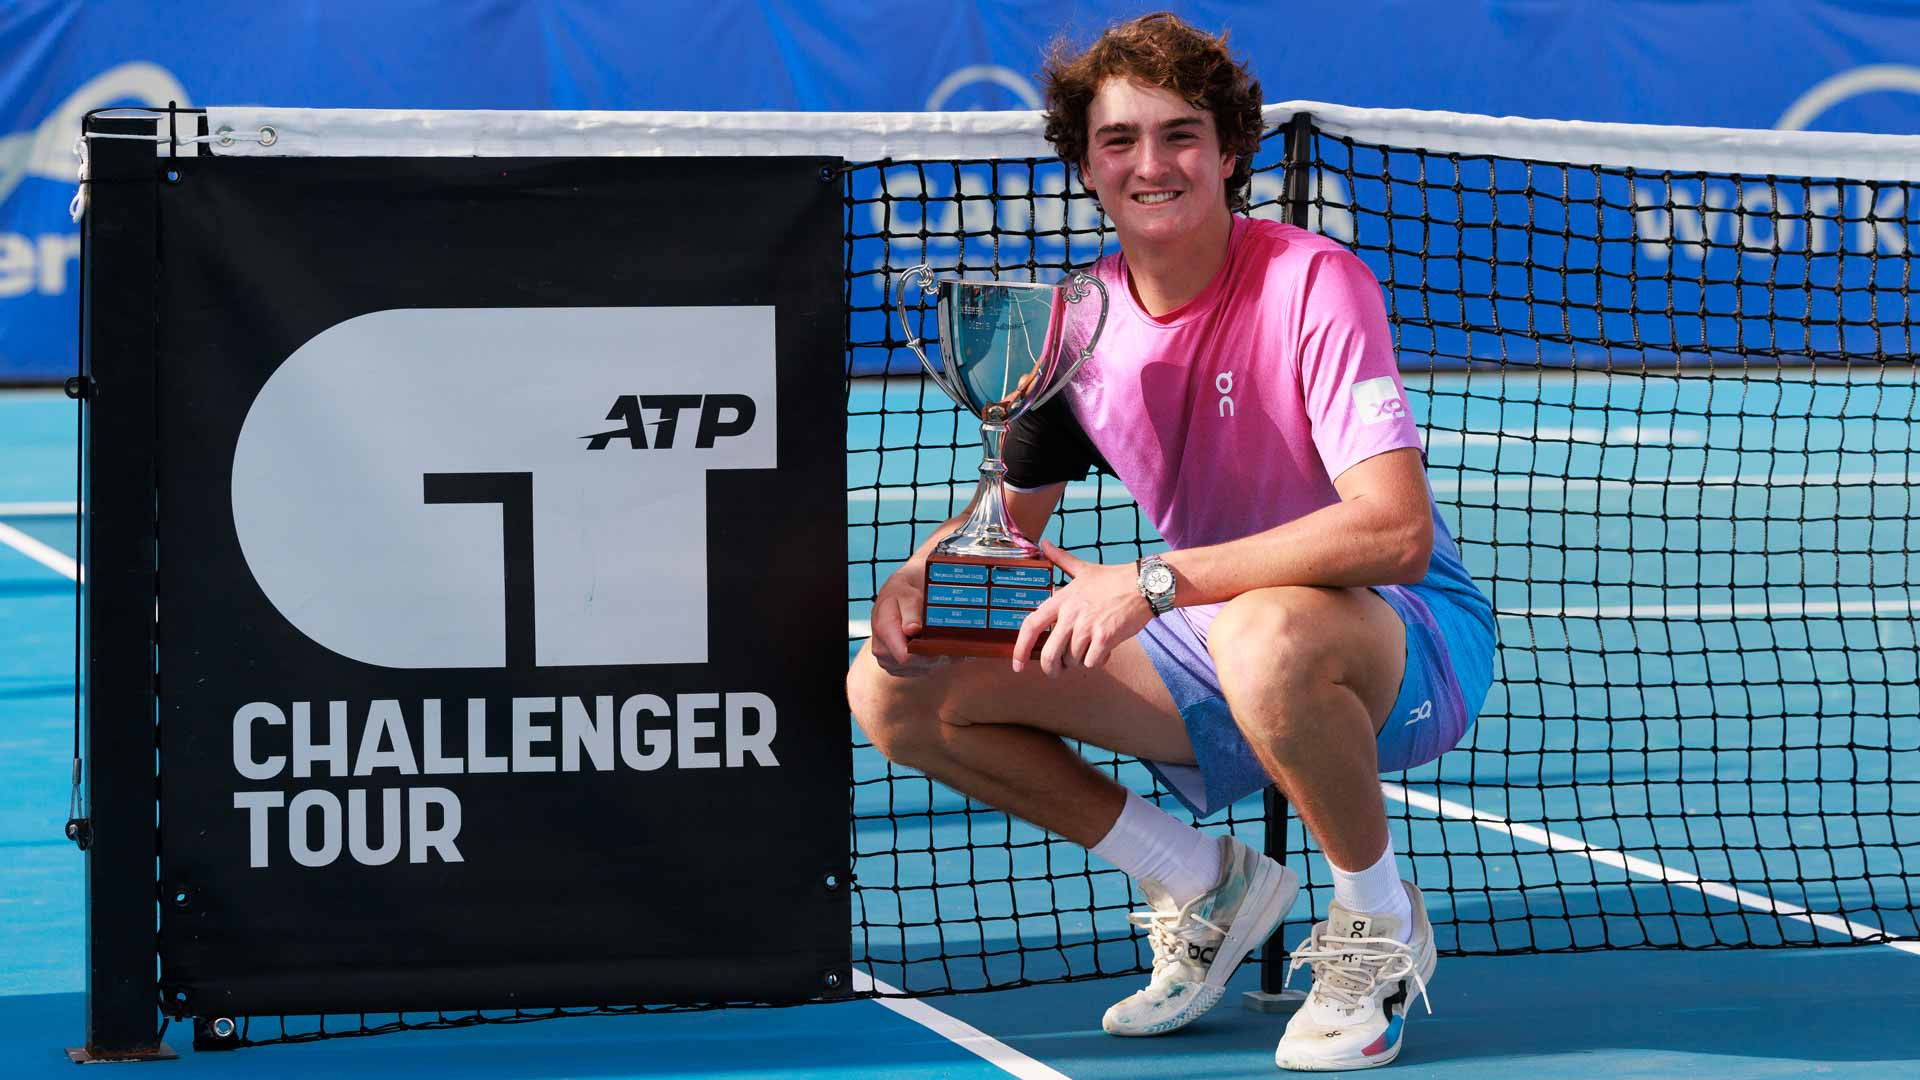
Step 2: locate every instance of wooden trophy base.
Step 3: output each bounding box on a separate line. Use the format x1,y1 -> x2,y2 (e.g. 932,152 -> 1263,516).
907,552 -> 1054,658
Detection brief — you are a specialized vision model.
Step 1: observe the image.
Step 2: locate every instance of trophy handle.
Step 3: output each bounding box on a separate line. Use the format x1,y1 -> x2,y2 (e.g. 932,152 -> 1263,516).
893,264 -> 964,403
1028,269 -> 1108,413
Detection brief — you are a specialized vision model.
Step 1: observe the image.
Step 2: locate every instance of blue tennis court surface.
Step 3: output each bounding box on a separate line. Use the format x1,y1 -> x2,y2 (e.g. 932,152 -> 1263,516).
6,384 -> 1920,1076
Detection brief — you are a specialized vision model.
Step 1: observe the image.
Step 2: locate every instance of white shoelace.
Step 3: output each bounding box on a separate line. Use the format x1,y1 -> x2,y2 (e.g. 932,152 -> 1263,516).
1284,931 -> 1433,1016
1128,903 -> 1227,974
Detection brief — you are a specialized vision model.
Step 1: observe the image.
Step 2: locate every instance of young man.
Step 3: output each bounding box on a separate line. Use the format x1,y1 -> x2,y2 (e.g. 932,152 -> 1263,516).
847,12 -> 1495,1071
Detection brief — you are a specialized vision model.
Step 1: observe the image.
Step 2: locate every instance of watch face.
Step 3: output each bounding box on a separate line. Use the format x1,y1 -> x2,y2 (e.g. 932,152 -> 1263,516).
1144,564 -> 1175,594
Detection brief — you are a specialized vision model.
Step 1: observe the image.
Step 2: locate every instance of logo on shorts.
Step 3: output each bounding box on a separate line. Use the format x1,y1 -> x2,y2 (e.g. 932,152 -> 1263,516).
1351,377 -> 1408,425
1405,700 -> 1433,727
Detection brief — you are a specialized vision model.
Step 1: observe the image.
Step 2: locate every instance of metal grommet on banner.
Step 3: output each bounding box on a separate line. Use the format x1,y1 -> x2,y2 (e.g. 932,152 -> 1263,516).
64,375 -> 92,400
192,1014 -> 241,1052
258,126 -> 278,147
822,970 -> 843,991
215,126 -> 235,147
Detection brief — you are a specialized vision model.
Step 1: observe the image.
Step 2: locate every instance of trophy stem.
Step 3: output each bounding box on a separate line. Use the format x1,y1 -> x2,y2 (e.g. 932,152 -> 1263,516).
933,421 -> 1037,559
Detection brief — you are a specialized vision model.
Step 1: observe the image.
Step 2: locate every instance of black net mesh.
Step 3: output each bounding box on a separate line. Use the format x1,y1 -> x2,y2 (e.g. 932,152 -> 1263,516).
212,112 -> 1918,1047
1301,127 -> 1917,954
843,116 -> 1919,1001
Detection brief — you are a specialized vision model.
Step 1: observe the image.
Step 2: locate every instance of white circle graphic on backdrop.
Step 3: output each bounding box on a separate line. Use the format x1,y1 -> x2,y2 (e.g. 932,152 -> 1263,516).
1776,64 -> 1920,131
926,65 -> 1042,111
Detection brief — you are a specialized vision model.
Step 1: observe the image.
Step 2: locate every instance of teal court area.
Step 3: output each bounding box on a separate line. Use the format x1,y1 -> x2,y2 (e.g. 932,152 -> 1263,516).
5,381 -> 1919,1077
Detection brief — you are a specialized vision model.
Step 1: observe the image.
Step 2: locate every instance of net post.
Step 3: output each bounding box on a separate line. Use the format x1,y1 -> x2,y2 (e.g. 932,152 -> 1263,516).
67,116 -> 174,1065
1242,785 -> 1304,1013
1244,109 -> 1314,1017
1279,110 -> 1315,229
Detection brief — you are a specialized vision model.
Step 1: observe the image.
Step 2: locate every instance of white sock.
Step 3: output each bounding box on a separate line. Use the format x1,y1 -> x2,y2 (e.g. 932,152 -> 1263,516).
1089,791 -> 1222,905
1329,839 -> 1412,943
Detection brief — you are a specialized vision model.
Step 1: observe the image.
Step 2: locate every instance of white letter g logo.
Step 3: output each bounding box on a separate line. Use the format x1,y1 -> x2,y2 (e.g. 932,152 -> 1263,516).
230,307 -> 776,670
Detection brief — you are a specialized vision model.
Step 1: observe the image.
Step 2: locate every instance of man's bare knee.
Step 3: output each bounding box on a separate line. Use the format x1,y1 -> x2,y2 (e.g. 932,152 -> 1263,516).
847,647 -> 948,768
1210,589 -> 1338,690
1209,588 -> 1405,747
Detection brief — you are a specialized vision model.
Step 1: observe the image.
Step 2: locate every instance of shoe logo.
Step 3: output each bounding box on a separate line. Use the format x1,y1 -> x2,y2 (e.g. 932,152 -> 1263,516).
1405,699 -> 1433,727
1186,944 -> 1217,963
1341,918 -> 1368,963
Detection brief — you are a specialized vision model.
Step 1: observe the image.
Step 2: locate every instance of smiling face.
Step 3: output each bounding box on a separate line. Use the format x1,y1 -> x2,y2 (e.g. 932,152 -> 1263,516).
1079,77 -> 1236,251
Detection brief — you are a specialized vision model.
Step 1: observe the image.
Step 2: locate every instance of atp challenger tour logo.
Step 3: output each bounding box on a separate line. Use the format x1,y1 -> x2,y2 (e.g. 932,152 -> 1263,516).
225,307 -> 782,868
232,306 -> 775,669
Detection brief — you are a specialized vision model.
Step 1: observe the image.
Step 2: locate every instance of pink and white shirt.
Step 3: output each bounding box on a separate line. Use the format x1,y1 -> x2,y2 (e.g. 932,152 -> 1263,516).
1004,215 -> 1482,606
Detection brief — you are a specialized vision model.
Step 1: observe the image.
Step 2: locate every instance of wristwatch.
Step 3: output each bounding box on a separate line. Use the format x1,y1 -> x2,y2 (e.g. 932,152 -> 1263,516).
1137,555 -> 1176,615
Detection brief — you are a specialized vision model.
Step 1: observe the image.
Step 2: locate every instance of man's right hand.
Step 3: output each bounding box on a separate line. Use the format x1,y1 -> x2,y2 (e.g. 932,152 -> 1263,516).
869,567 -> 951,677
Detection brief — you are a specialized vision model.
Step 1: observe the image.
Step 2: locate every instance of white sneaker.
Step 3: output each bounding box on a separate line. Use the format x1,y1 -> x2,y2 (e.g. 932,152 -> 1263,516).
1272,882 -> 1434,1071
1101,835 -> 1300,1037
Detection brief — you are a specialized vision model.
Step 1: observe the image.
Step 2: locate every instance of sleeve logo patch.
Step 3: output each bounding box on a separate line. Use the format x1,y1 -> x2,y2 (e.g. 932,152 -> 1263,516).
1351,376 -> 1408,425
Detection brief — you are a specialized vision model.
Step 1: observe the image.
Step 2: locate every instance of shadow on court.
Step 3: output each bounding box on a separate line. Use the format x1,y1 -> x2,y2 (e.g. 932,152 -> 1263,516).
1,991 -> 1012,1079
929,946 -> 1920,1078
7,947 -> 1918,1078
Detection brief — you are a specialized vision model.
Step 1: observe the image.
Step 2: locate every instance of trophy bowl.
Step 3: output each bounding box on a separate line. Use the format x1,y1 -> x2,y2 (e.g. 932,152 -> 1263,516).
893,264 -> 1108,656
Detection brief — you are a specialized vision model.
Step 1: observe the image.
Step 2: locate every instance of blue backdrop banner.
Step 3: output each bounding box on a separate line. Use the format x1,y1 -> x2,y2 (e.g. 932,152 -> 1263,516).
4,1 -> 1917,381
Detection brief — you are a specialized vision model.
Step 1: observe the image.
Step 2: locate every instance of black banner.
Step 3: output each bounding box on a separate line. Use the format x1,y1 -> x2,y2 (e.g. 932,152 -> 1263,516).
148,155 -> 849,1016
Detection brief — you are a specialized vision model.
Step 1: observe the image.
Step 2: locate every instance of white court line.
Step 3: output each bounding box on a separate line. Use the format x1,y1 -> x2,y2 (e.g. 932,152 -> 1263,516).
852,970 -> 1071,1080
854,594 -> 1917,639
1432,427 -> 1706,448
0,500 -> 77,518
1382,781 -> 1920,957
1501,597 -> 1919,620
0,521 -> 79,581
847,470 -> 1920,503
1440,470 -> 1920,494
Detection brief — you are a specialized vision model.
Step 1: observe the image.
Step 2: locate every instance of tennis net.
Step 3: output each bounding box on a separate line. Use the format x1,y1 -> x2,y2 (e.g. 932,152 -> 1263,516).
134,101 -> 1920,1048
845,102 -> 1920,998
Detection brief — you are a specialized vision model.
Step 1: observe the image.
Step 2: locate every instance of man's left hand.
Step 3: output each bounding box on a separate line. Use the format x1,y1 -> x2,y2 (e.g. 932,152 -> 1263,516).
1011,540 -> 1157,675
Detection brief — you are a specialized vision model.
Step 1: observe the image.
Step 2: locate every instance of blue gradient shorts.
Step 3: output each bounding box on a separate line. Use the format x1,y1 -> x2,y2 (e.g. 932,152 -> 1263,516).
1135,584 -> 1497,819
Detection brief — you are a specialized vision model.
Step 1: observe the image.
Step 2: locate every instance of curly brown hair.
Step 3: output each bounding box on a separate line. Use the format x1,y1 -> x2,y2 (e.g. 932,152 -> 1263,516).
1041,12 -> 1266,213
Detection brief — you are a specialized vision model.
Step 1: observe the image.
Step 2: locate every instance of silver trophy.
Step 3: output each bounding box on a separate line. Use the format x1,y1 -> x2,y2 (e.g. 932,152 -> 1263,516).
894,265 -> 1108,654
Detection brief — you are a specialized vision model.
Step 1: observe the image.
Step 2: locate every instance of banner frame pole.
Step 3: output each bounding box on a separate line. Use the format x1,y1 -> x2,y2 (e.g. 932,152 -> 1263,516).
67,116 -> 174,1065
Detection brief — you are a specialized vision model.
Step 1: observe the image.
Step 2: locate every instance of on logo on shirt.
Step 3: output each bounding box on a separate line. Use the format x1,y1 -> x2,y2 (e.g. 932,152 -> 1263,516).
1351,376 -> 1408,426
1216,371 -> 1236,418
